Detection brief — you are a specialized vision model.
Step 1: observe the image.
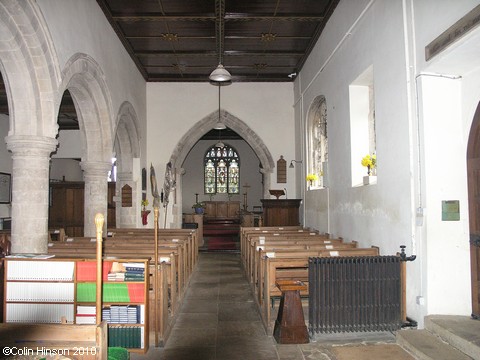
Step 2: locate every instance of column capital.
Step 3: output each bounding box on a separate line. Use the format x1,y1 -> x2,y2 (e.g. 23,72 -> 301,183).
6,135 -> 58,156
116,171 -> 133,182
80,160 -> 112,177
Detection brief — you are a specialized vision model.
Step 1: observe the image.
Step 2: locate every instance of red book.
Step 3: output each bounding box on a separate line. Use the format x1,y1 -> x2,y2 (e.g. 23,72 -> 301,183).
127,283 -> 145,303
76,261 -> 112,281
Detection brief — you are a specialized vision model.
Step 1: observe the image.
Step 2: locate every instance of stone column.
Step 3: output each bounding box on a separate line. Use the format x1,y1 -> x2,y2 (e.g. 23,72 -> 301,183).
80,161 -> 111,237
6,135 -> 58,254
116,171 -> 136,228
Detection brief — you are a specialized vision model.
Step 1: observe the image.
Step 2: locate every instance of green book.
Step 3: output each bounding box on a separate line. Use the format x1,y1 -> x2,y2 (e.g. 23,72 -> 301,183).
77,283 -> 130,303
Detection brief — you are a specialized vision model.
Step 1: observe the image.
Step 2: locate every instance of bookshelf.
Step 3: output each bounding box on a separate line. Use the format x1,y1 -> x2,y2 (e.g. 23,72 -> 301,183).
3,257 -> 149,353
75,259 -> 149,353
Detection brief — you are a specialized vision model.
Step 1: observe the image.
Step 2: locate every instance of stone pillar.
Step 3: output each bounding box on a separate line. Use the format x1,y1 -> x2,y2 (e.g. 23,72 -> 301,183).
116,171 -> 136,228
259,168 -> 272,199
80,161 -> 111,237
6,135 -> 58,254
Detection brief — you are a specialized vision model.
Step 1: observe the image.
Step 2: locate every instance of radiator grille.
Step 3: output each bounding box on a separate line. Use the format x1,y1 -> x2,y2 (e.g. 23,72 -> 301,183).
308,256 -> 402,334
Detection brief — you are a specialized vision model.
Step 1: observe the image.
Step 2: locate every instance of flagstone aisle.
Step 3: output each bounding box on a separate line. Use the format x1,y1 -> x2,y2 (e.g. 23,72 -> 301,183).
132,253 -> 414,360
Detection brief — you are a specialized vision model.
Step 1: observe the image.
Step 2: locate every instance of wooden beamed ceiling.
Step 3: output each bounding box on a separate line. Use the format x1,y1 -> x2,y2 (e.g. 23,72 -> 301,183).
0,0 -> 339,131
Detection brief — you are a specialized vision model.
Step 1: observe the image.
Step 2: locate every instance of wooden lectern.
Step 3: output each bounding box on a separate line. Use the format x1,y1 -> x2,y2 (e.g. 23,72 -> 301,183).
273,280 -> 309,344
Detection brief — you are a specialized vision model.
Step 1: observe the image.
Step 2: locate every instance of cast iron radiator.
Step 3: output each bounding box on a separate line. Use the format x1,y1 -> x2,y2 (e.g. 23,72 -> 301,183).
308,256 -> 403,334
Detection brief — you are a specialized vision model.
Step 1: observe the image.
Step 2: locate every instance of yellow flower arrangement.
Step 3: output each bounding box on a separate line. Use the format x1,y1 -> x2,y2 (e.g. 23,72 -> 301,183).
141,199 -> 149,210
306,174 -> 319,182
361,154 -> 377,175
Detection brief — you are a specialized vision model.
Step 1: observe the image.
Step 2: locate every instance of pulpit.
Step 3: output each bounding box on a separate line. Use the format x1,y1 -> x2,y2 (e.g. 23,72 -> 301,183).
260,199 -> 301,226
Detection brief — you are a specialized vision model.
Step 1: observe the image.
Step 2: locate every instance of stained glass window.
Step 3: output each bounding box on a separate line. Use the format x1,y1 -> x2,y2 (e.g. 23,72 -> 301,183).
204,144 -> 240,194
307,96 -> 328,188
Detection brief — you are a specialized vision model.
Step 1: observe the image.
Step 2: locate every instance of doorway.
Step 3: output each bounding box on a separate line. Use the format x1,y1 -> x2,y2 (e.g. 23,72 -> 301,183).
467,101 -> 480,318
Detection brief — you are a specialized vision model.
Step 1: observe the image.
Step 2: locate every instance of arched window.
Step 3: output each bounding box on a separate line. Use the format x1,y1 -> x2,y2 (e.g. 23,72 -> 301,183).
204,144 -> 240,194
307,96 -> 328,187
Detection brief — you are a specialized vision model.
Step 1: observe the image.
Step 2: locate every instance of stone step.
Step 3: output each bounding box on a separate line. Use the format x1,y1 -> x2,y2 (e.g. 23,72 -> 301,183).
397,329 -> 473,360
424,315 -> 480,360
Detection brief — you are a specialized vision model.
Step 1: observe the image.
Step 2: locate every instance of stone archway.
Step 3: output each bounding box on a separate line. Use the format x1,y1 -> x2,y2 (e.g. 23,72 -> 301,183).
59,53 -> 114,236
170,110 -> 275,220
171,110 -> 274,180
114,101 -> 141,228
0,0 -> 60,253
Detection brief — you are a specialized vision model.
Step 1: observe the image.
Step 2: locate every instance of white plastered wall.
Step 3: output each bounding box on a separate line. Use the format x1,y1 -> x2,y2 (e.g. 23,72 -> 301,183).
295,0 -> 480,326
146,82 -> 294,227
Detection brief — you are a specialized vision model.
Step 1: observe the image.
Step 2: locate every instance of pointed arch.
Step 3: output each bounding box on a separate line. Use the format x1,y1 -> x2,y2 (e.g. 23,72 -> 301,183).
59,53 -> 114,163
171,109 -> 274,174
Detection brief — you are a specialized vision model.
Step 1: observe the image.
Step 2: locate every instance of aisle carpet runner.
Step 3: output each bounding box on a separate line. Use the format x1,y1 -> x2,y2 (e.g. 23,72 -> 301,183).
206,236 -> 239,251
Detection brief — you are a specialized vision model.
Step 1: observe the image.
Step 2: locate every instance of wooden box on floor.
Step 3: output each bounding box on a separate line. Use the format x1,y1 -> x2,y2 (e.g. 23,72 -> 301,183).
0,322 -> 107,359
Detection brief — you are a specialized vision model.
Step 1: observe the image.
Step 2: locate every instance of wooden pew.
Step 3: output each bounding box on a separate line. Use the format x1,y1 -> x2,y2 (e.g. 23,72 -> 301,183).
251,241 -> 357,294
244,234 -> 343,282
240,226 -> 307,259
108,228 -> 198,273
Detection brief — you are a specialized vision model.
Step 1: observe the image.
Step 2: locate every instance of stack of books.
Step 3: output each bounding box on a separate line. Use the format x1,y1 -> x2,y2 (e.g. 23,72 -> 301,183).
102,305 -> 143,324
76,305 -> 96,324
123,263 -> 145,282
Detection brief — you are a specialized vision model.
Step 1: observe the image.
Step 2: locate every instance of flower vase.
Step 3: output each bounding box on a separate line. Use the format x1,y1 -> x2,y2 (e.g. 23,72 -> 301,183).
194,207 -> 204,215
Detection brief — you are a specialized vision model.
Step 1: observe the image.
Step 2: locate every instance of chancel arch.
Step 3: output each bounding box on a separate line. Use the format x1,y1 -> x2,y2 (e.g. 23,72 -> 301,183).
170,109 -> 275,219
171,110 -> 274,191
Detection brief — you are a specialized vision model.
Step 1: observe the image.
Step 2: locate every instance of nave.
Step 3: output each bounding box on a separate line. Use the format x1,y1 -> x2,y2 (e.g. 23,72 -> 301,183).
132,253 -> 414,360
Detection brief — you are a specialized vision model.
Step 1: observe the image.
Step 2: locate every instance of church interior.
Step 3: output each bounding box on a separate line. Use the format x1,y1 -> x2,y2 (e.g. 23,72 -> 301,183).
1,0 -> 480,358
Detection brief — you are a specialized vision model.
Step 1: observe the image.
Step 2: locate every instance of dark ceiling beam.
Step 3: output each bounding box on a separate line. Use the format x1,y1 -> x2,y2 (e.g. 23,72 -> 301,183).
146,74 -> 292,82
112,14 -> 325,22
136,50 -> 303,57
126,35 -> 311,40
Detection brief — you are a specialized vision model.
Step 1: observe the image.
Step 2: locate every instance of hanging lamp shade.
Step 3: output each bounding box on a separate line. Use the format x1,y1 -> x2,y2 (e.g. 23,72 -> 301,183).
214,121 -> 226,130
209,64 -> 232,82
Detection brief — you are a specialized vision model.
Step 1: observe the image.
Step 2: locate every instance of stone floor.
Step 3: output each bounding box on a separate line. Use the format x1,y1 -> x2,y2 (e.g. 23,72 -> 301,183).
132,252 -> 415,360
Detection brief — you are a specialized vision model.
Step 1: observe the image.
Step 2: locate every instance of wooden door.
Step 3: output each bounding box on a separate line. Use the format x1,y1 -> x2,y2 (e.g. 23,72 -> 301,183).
49,182 -> 84,236
49,182 -> 116,237
467,102 -> 480,318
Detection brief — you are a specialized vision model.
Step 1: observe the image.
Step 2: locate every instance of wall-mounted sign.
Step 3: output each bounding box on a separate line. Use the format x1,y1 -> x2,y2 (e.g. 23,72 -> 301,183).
442,200 -> 460,221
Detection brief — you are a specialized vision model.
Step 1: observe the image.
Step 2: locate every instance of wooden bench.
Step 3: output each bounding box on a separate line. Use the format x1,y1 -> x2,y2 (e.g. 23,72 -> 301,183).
244,234 -> 344,282
0,321 -> 107,359
250,240 -> 357,292
241,228 -> 318,268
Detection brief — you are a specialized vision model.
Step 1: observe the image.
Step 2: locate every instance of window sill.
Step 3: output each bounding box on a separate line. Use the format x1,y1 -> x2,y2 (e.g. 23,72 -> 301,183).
363,175 -> 377,185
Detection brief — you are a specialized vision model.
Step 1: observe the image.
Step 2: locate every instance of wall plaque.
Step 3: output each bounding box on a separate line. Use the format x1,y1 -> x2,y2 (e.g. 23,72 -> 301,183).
442,200 -> 460,221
